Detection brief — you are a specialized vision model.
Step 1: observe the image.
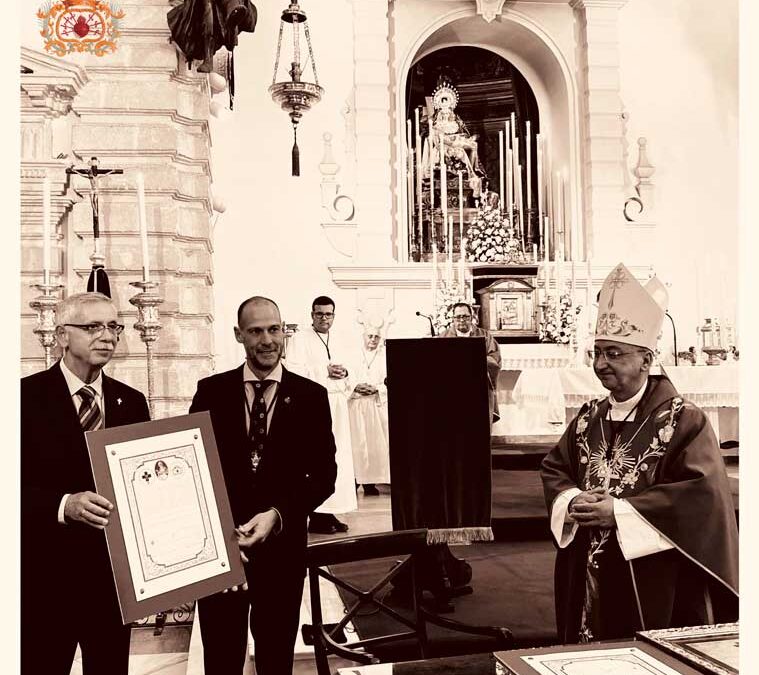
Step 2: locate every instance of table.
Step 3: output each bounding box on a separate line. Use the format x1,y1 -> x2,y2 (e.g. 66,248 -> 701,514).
511,365 -> 739,442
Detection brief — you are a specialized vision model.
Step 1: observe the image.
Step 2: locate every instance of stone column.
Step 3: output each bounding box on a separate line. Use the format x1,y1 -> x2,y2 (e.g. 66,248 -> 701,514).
570,0 -> 628,260
351,0 -> 394,263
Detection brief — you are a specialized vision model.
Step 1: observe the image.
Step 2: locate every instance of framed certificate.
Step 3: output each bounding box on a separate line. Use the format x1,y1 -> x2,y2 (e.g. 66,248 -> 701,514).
637,623 -> 739,675
86,411 -> 246,624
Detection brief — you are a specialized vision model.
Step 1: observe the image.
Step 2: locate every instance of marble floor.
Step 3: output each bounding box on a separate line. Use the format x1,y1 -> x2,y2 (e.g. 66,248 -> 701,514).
68,485 -> 394,675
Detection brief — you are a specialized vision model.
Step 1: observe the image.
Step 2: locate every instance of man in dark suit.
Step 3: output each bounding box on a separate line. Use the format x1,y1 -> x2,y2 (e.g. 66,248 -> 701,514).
190,296 -> 337,675
21,292 -> 151,675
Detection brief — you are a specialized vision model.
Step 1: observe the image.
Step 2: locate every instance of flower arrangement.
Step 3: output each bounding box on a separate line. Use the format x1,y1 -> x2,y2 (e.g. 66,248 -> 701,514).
433,279 -> 473,333
539,292 -> 581,344
465,194 -> 524,263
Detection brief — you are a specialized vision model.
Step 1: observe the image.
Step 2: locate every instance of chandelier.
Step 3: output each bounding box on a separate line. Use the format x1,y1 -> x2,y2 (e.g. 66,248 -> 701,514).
269,1 -> 323,176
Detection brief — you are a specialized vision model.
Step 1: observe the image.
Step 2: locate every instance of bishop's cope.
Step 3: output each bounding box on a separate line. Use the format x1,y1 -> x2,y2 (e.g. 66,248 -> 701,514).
540,263 -> 739,644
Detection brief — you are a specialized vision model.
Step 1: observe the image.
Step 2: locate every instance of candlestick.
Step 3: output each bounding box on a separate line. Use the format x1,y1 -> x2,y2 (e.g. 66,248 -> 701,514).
30,279 -> 64,370
526,121 -> 532,210
415,108 -> 423,253
517,165 -> 524,244
429,127 -> 435,248
431,241 -> 438,308
532,243 -> 538,263
130,280 -> 164,419
447,215 -> 454,283
506,148 -> 513,227
136,172 -> 150,282
510,112 -> 516,148
586,257 -> 592,330
407,119 -> 414,257
440,136 -> 448,240
459,236 -> 466,293
498,129 -> 505,211
42,173 -> 51,286
537,134 -> 544,257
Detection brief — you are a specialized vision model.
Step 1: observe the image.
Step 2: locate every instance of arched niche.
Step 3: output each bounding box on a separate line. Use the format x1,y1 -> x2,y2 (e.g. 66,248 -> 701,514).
393,8 -> 583,262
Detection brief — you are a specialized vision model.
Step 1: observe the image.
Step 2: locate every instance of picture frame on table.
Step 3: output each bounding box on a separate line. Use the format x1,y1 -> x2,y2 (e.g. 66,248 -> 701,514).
86,411 -> 246,624
637,622 -> 739,675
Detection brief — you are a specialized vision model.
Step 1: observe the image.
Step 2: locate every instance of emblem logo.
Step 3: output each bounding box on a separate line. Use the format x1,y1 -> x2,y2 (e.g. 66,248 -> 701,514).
37,0 -> 124,57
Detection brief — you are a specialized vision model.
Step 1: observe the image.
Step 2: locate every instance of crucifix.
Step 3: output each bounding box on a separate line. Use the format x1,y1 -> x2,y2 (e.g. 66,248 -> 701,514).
67,157 -> 123,296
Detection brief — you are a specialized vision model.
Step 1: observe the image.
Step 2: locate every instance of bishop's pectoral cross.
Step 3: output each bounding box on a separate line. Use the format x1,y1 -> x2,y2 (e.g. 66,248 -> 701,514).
66,157 -> 124,296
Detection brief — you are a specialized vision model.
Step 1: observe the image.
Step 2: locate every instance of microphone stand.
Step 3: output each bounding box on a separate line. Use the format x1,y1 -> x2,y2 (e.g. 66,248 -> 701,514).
416,311 -> 436,337
665,311 -> 677,366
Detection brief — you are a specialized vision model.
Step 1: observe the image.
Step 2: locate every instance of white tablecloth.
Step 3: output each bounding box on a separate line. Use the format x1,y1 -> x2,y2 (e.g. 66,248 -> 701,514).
512,365 -> 739,441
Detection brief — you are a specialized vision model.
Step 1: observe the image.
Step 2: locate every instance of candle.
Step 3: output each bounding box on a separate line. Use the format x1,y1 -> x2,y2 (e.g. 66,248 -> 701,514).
544,254 -> 551,303
447,215 -> 454,286
458,171 -> 464,241
506,148 -> 513,226
42,172 -> 51,285
537,134 -> 543,254
586,257 -> 592,323
415,108 -> 423,248
510,112 -> 516,147
407,120 -> 414,235
498,129 -> 505,211
571,260 -> 576,301
517,165 -> 524,242
526,121 -> 532,210
440,135 -> 448,242
459,236 -> 466,292
532,243 -> 538,263
136,172 -> 150,282
556,171 -> 563,254
429,128 -> 435,246
431,241 -> 438,308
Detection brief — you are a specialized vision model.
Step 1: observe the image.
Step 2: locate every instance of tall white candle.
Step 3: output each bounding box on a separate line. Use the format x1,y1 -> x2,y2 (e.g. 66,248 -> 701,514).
431,241 -> 438,307
429,128 -> 435,245
544,253 -> 551,303
526,121 -> 532,210
517,165 -> 524,242
447,215 -> 454,284
458,171 -> 464,244
42,173 -> 51,285
532,243 -> 538,263
586,257 -> 593,329
440,136 -> 448,242
415,108 -> 423,247
510,112 -> 516,147
498,129 -> 505,211
506,148 -> 513,226
537,134 -> 543,254
459,236 -> 466,292
571,260 -> 576,300
556,172 -> 564,254
407,120 -> 414,235
137,172 -> 150,282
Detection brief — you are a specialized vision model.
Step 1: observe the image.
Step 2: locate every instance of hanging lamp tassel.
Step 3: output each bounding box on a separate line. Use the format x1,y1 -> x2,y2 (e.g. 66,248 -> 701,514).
292,127 -> 300,176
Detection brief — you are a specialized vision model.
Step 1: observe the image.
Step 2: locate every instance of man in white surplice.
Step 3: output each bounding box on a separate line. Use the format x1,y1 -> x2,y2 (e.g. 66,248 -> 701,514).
286,295 -> 357,533
348,325 -> 390,495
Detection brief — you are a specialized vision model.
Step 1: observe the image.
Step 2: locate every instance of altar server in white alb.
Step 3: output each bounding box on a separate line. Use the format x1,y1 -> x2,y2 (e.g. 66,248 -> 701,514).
286,295 -> 357,534
348,321 -> 391,495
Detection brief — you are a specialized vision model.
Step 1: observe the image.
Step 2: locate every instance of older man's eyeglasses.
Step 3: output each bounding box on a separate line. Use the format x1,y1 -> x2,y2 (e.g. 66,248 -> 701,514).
64,322 -> 125,337
313,312 -> 334,319
587,347 -> 647,362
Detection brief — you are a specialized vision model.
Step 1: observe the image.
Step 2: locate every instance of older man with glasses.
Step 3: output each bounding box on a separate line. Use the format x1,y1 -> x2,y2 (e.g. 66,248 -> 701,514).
439,302 -> 502,426
21,292 -> 150,675
540,264 -> 738,644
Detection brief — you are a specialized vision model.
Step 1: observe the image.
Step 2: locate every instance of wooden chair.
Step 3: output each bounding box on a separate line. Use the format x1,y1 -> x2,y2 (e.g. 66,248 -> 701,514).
303,529 -> 513,675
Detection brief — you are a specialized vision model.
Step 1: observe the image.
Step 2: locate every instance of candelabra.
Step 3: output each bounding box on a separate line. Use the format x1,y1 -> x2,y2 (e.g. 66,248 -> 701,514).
29,277 -> 64,369
130,280 -> 163,418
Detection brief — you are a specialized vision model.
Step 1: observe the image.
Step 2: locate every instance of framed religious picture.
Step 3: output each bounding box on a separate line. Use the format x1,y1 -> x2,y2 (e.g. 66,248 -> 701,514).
637,623 -> 739,675
86,411 -> 246,624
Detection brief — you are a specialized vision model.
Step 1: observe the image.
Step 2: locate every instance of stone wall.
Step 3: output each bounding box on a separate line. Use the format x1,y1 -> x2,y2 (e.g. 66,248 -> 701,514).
20,1 -> 215,419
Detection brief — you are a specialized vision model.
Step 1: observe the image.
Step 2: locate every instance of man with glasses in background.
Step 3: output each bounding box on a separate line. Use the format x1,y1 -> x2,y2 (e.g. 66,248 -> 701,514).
21,292 -> 150,674
286,295 -> 357,534
541,264 -> 738,644
439,302 -> 502,426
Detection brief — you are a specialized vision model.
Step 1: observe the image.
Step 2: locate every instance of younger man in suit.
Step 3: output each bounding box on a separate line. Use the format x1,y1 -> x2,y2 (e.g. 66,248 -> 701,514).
190,296 -> 337,675
21,292 -> 150,675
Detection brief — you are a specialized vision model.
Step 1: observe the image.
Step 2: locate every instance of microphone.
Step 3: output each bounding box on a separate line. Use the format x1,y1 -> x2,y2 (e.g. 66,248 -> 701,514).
665,311 -> 678,366
416,311 -> 436,337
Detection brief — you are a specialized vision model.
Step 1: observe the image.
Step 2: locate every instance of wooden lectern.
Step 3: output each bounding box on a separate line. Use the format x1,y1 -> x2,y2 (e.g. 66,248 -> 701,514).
386,337 -> 493,605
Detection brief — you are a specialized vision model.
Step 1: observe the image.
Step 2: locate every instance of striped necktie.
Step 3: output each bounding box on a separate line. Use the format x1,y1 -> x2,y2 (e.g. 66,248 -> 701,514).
78,385 -> 104,432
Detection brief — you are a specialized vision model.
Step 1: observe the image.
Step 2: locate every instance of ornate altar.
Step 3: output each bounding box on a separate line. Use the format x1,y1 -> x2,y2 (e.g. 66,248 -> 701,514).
473,265 -> 539,340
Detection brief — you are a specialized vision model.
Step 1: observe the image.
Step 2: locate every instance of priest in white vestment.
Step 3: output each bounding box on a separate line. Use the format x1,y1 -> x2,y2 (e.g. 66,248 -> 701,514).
348,325 -> 390,495
285,295 -> 357,533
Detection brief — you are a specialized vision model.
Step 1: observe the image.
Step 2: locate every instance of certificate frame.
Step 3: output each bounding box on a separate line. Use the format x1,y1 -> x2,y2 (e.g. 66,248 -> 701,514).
637,623 -> 739,675
87,411 -> 246,624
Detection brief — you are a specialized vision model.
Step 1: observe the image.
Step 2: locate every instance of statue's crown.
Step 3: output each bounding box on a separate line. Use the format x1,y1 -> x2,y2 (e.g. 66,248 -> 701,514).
432,78 -> 459,111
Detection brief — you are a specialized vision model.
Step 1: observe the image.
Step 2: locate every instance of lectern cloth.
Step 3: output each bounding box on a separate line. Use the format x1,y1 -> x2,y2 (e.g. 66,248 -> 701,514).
541,375 -> 738,643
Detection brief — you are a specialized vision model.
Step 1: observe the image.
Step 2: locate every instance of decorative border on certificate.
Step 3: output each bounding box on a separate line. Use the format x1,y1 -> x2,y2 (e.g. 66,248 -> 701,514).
637,623 -> 739,675
517,646 -> 683,675
87,412 -> 246,624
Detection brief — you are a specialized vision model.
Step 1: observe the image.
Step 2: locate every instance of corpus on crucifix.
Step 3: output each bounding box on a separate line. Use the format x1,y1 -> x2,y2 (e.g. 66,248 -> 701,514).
66,157 -> 123,297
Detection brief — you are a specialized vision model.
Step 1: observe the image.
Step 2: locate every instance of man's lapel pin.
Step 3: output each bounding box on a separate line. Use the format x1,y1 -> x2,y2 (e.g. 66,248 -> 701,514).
117,398 -> 123,405
284,396 -> 291,404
